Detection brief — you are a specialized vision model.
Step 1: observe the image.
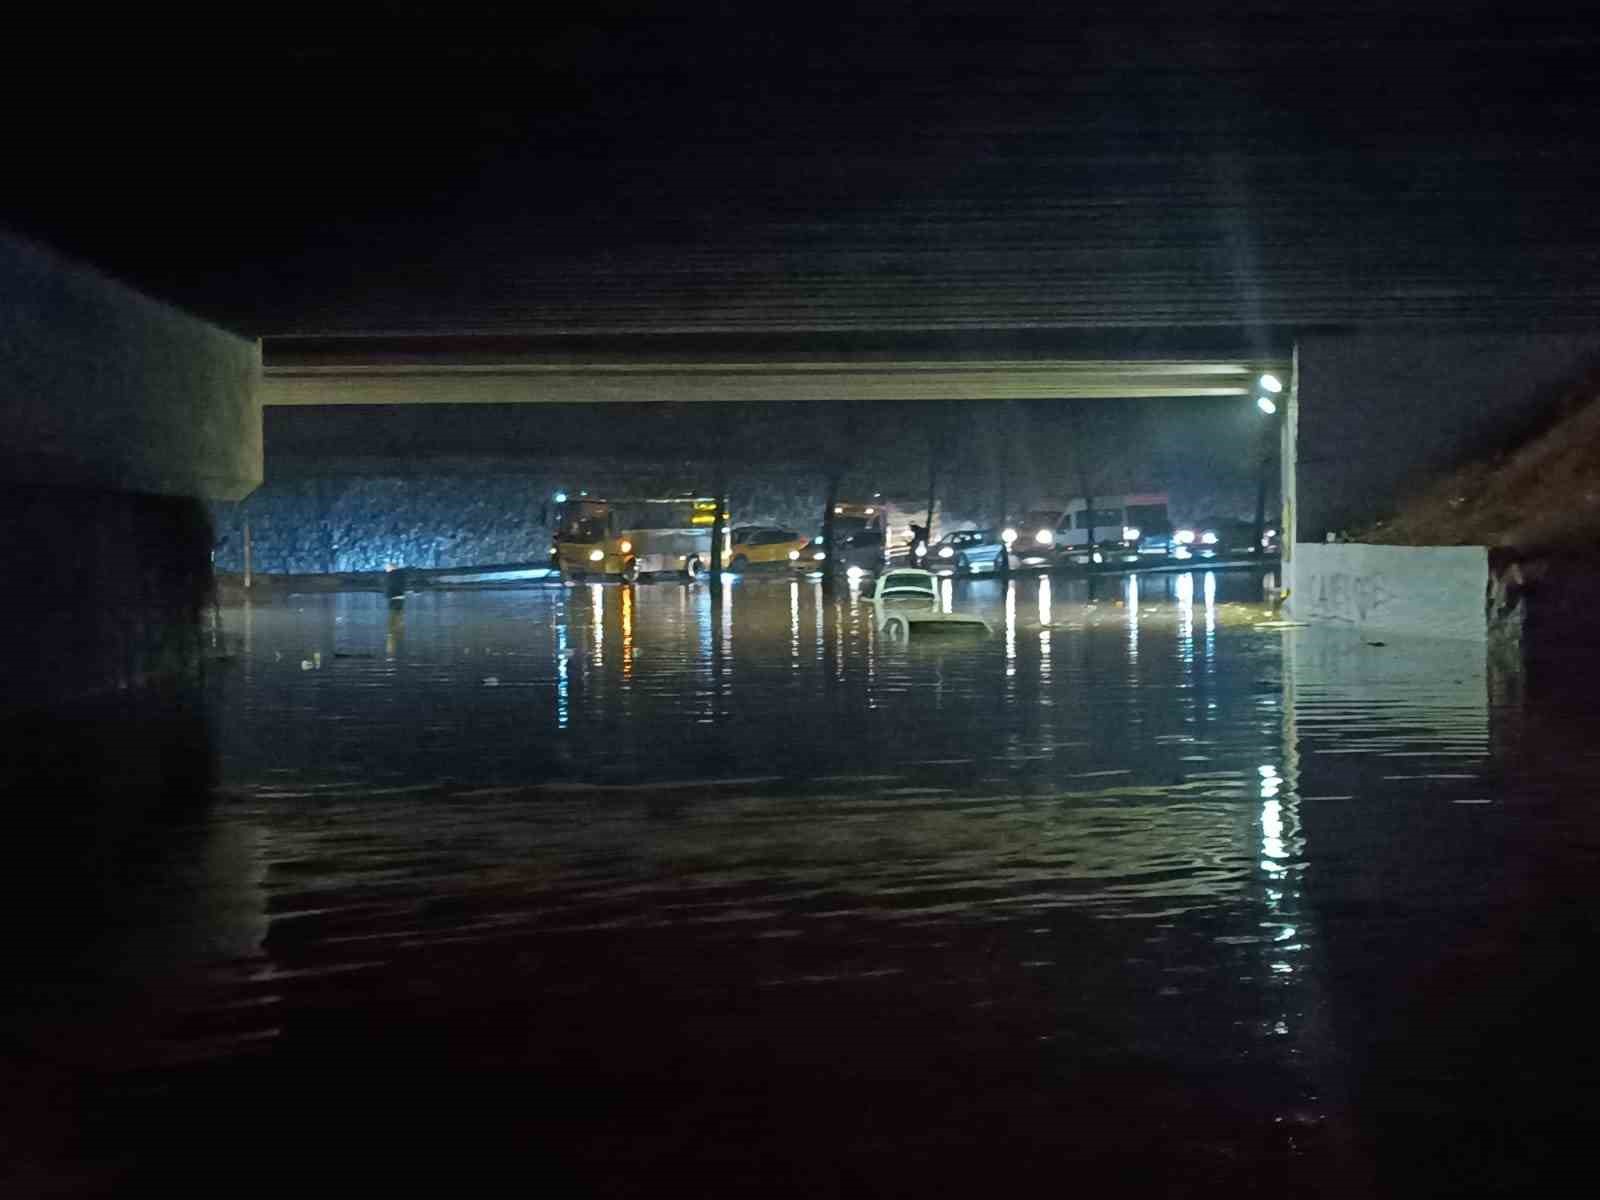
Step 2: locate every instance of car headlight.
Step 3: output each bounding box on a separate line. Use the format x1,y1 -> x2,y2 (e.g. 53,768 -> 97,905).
1092,551 -> 1104,564
1175,529 -> 1195,545
788,549 -> 800,560
1001,527 -> 1017,546
1122,526 -> 1140,542
619,539 -> 632,554
1200,530 -> 1218,545
938,545 -> 954,558
813,550 -> 826,561
588,549 -> 604,562
1034,529 -> 1053,546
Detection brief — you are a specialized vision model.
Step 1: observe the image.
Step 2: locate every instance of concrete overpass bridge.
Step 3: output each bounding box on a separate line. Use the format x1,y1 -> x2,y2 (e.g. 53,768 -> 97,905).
8,226 -> 1600,709
254,333 -> 1302,597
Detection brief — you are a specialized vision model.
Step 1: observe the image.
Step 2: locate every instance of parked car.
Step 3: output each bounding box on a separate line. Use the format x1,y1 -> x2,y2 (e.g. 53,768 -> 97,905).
1060,539 -> 1143,567
1170,518 -> 1271,560
800,527 -> 888,576
1122,498 -> 1178,559
1127,520 -> 1178,558
727,525 -> 810,571
1053,502 -> 1150,567
928,528 -> 1007,575
1006,509 -> 1065,570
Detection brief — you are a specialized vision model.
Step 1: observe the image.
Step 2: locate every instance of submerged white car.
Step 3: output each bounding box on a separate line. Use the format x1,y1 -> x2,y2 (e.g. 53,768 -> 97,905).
868,568 -> 992,639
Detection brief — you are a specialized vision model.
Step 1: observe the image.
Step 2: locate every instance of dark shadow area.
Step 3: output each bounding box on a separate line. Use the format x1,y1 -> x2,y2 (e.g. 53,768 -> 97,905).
0,686 -> 218,973
0,685 -> 218,1197
1298,654 -> 1600,1197
0,485 -> 213,712
126,917 -> 1343,1199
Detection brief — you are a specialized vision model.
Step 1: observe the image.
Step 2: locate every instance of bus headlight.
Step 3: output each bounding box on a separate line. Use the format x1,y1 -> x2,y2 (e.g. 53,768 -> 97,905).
845,565 -> 866,580
619,539 -> 632,554
588,549 -> 604,562
1034,529 -> 1053,546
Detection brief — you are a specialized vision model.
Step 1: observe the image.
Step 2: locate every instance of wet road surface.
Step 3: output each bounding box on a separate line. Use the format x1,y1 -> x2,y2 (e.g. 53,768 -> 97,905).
5,570 -> 1599,1196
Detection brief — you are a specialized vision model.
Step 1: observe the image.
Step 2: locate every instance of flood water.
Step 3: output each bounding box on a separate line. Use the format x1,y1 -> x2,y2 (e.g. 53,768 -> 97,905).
7,570 -> 1600,1196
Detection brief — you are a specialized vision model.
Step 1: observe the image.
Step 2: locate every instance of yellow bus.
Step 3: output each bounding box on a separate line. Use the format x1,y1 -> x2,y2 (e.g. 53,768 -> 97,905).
551,497 -> 727,582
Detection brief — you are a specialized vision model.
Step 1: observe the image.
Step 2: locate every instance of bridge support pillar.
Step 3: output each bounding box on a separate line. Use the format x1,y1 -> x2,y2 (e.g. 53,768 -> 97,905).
1,234 -> 262,713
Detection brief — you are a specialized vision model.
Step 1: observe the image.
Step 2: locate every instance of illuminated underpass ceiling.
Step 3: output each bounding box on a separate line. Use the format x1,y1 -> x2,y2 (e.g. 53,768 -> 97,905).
261,356 -> 1287,406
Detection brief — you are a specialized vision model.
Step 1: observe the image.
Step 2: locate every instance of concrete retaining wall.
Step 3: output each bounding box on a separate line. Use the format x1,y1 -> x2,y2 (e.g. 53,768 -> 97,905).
1290,543 -> 1487,640
210,458 -> 997,574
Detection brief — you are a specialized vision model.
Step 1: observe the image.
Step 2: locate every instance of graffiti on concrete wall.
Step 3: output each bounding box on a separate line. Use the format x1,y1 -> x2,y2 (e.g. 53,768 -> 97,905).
1292,543 -> 1488,640
1299,569 -> 1399,624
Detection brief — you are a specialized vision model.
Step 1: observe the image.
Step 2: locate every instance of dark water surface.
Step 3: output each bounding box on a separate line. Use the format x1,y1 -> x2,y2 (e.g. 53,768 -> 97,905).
6,572 -> 1599,1196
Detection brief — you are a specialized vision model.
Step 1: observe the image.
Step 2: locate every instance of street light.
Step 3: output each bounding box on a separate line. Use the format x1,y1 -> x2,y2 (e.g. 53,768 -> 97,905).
1252,381 -> 1281,556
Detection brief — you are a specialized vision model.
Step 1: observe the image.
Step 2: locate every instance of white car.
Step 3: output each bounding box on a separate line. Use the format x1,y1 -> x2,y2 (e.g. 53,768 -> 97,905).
868,569 -> 991,639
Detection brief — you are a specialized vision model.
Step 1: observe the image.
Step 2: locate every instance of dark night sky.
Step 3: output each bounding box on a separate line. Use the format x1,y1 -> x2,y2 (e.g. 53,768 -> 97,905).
7,2 -> 1600,340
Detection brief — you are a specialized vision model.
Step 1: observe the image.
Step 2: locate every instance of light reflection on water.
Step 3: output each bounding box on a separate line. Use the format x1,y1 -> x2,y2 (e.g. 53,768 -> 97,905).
208,573 -> 1363,990
16,568 -> 1555,1193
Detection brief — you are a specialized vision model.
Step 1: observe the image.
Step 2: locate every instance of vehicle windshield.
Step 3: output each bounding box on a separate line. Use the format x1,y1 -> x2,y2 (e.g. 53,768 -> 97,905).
560,515 -> 609,542
878,571 -> 936,597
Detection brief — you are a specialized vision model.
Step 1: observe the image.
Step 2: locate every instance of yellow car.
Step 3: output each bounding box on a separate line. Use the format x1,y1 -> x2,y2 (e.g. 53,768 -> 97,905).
726,526 -> 810,571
